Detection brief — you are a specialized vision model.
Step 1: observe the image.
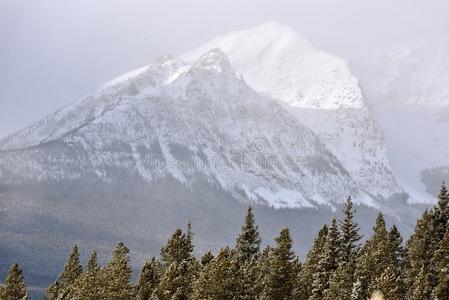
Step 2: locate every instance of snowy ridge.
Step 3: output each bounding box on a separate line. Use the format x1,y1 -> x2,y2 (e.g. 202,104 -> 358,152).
182,21 -> 403,200
0,48 -> 366,209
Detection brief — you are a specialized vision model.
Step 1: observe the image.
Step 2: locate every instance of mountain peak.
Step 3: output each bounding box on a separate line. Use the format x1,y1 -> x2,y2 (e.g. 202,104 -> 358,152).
191,48 -> 233,74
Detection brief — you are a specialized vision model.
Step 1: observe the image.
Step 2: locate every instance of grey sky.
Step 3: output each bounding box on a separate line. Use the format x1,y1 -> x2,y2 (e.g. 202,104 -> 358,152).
1,0 -> 448,139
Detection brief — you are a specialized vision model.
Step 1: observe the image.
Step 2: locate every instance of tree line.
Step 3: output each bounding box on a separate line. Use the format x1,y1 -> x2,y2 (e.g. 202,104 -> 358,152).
1,184 -> 449,300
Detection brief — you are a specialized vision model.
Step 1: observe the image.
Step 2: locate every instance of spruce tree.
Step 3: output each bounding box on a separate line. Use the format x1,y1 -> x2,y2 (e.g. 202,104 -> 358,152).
325,262 -> 352,299
295,224 -> 328,300
432,183 -> 449,242
410,265 -> 432,300
340,196 -> 362,264
68,250 -> 103,299
433,228 -> 449,299
261,228 -> 295,300
406,210 -> 435,298
103,242 -> 134,299
160,225 -> 194,267
235,206 -> 261,263
3,263 -> 29,300
45,244 -> 83,300
192,247 -> 243,300
136,257 -> 162,300
310,218 -> 340,300
155,260 -> 198,300
352,213 -> 390,298
200,251 -> 214,268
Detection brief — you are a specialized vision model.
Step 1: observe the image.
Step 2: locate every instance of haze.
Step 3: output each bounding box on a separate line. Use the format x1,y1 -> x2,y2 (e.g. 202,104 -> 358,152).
1,0 -> 448,139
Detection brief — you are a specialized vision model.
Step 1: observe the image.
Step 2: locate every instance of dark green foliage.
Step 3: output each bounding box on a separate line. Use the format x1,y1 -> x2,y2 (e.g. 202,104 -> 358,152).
155,260 -> 198,300
45,244 -> 83,300
3,263 -> 29,300
261,228 -> 296,300
200,251 -> 214,268
160,224 -> 194,267
235,206 -> 262,263
103,242 -> 134,299
310,218 -> 340,299
433,228 -> 449,299
135,257 -> 162,300
192,247 -> 243,299
68,250 -> 103,299
295,224 -> 328,299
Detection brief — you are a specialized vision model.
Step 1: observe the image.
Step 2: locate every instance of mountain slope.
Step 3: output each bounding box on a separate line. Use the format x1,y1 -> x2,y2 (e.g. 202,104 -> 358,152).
0,49 -> 362,209
183,21 -> 403,200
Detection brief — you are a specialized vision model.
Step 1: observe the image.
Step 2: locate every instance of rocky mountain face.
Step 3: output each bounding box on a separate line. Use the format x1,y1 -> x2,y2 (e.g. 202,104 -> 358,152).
0,23 -> 422,293
183,21 -> 403,200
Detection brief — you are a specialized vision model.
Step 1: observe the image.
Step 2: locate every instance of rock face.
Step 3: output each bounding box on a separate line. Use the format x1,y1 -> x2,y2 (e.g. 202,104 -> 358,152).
182,21 -> 403,200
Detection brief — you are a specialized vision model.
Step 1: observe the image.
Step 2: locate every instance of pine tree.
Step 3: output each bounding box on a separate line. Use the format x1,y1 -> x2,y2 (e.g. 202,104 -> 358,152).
372,266 -> 402,300
410,265 -> 432,300
160,225 -> 194,267
340,196 -> 362,264
68,250 -> 103,299
103,242 -> 134,299
433,228 -> 449,299
325,261 -> 352,300
45,244 -> 83,300
200,251 -> 214,268
155,260 -> 198,300
295,225 -> 328,299
235,206 -> 261,263
310,218 -> 340,300
261,228 -> 295,300
406,210 -> 435,298
3,263 -> 29,300
136,257 -> 162,300
352,213 -> 391,298
192,247 -> 243,300
432,183 -> 449,242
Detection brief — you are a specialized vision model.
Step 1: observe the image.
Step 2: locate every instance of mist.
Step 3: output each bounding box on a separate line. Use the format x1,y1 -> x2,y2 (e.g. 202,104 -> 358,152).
1,0 -> 448,139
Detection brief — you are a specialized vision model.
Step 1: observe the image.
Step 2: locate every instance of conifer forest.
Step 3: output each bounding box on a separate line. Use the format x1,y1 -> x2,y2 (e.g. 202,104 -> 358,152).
1,184 -> 448,300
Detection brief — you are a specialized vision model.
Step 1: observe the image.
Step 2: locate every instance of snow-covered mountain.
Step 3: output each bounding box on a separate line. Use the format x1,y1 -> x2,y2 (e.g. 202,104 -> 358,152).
351,38 -> 449,201
0,49 -> 363,209
183,21 -> 403,200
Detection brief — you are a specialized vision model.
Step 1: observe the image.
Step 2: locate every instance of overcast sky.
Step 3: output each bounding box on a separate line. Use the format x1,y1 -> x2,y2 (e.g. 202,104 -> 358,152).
1,0 -> 448,139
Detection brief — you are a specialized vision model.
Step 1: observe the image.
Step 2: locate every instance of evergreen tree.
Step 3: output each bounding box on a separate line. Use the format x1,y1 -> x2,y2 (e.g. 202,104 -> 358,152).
352,213 -> 391,298
192,247 -> 243,300
410,265 -> 432,300
261,228 -> 295,300
310,218 -> 340,300
406,210 -> 435,297
136,257 -> 162,300
235,206 -> 261,263
433,228 -> 449,299
372,266 -> 402,300
3,263 -> 29,300
295,225 -> 328,299
160,225 -> 194,266
325,262 -> 352,300
45,245 -> 83,300
340,196 -> 362,264
103,242 -> 134,299
155,260 -> 198,300
68,250 -> 103,299
432,183 -> 449,242
200,251 -> 214,268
